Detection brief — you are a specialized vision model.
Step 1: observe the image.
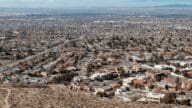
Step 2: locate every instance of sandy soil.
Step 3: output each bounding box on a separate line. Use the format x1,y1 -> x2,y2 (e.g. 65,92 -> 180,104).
0,84 -> 190,108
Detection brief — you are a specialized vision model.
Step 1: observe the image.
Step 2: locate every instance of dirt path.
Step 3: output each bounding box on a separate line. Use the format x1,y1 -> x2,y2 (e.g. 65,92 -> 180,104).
1,88 -> 11,108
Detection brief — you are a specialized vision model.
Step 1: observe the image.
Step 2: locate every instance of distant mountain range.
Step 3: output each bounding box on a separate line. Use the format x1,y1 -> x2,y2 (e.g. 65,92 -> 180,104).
156,4 -> 192,8
1,4 -> 192,16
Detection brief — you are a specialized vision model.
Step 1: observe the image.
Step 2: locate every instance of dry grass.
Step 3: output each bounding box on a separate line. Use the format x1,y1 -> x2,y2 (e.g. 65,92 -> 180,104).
0,88 -> 8,108
0,84 -> 190,108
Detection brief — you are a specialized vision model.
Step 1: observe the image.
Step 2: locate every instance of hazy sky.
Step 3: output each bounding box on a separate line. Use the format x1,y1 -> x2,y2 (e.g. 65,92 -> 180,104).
0,0 -> 192,8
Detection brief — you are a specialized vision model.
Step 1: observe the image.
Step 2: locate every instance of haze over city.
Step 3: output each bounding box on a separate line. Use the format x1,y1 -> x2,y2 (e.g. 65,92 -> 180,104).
0,0 -> 192,8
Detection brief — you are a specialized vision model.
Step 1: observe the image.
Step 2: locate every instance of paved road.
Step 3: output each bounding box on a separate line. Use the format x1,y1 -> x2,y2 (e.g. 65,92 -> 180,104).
0,38 -> 84,73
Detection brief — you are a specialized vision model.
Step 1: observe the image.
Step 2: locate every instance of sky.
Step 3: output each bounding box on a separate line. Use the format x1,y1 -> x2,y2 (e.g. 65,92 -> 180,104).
0,0 -> 192,8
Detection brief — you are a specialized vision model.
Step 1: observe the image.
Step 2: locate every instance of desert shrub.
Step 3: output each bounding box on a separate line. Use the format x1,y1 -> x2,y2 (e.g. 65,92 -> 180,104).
161,93 -> 176,104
